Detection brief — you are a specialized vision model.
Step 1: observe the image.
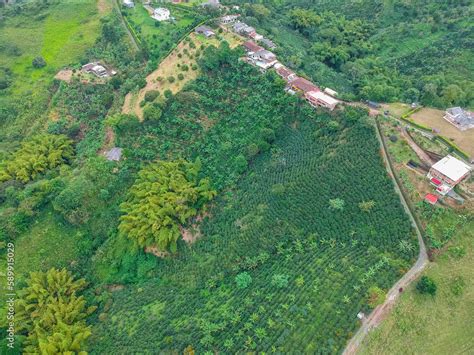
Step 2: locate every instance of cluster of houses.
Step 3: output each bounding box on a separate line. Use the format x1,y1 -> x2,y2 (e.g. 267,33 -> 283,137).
242,41 -> 340,111
443,107 -> 474,131
425,154 -> 471,204
81,62 -> 116,78
221,15 -> 276,50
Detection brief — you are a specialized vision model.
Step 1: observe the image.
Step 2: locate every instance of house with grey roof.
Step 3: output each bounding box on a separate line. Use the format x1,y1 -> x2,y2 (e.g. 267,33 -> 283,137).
259,38 -> 276,49
444,107 -> 474,131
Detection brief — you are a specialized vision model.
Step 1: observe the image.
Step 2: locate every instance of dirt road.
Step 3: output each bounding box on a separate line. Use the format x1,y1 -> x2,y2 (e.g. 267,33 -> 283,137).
342,117 -> 429,355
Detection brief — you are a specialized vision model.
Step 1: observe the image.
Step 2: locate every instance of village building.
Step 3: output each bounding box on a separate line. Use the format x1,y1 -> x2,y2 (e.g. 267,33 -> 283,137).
324,87 -> 338,97
105,148 -> 122,162
259,37 -> 276,49
274,63 -> 297,82
152,8 -> 171,22
249,32 -> 263,41
123,0 -> 134,8
443,107 -> 474,131
233,22 -> 256,37
82,62 -> 109,78
305,90 -> 339,111
290,77 -> 319,94
201,0 -> 221,8
424,193 -> 438,205
220,14 -> 240,25
427,155 -> 471,195
242,41 -> 263,53
249,49 -> 278,70
195,25 -> 215,38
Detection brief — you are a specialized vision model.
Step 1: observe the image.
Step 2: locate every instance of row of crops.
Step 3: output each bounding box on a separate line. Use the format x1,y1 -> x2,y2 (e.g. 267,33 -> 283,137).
91,101 -> 417,354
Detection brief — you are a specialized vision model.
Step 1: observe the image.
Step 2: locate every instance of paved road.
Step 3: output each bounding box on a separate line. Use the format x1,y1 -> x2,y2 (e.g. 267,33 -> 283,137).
114,0 -> 140,51
342,115 -> 429,355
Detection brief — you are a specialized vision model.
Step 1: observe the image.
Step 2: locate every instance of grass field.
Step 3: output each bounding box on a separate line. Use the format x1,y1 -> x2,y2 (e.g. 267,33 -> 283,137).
410,108 -> 474,159
122,2 -> 198,60
0,0 -> 112,141
359,219 -> 474,354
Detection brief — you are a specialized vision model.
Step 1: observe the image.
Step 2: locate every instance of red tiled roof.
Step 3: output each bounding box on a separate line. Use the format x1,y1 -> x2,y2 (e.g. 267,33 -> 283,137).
430,177 -> 441,186
243,41 -> 263,52
291,77 -> 320,93
424,193 -> 438,204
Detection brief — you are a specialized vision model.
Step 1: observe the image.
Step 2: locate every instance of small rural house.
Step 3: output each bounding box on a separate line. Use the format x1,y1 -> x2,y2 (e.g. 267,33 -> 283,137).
427,155 -> 471,195
201,0 -> 221,8
105,148 -> 122,162
82,62 -> 109,78
249,32 -> 263,41
444,107 -> 474,131
259,37 -> 276,49
221,14 -> 240,24
242,41 -> 263,53
274,63 -> 297,82
152,8 -> 170,21
305,90 -> 339,111
123,0 -> 134,8
195,25 -> 215,37
290,77 -> 319,93
233,22 -> 256,37
249,49 -> 278,70
324,87 -> 338,97
424,193 -> 438,205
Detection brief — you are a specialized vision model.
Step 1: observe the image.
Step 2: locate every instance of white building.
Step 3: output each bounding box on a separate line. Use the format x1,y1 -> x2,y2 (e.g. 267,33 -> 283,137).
221,15 -> 240,25
152,8 -> 170,22
123,0 -> 134,8
324,87 -> 338,97
305,90 -> 339,111
427,155 -> 471,195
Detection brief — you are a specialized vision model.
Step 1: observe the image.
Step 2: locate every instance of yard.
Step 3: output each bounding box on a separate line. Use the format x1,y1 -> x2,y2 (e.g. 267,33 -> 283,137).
121,3 -> 199,60
409,108 -> 474,159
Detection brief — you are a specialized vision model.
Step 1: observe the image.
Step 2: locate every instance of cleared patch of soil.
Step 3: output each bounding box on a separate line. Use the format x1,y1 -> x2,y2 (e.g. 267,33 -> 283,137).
55,69 -> 73,82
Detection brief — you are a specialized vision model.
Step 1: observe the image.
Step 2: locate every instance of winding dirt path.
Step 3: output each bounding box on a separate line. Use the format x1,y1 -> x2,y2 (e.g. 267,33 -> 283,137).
342,116 -> 429,355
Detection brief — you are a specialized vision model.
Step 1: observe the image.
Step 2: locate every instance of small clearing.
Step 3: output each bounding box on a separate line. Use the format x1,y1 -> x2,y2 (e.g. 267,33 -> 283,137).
54,69 -> 74,82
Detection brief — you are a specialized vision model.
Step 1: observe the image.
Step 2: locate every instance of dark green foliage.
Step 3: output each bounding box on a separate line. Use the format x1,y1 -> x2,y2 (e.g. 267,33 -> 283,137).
32,56 -> 46,68
92,94 -> 416,353
144,90 -> 160,102
416,276 -> 437,295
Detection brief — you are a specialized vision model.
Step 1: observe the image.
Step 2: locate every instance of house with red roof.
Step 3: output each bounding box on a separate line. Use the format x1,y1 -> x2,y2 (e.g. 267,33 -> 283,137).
290,77 -> 320,93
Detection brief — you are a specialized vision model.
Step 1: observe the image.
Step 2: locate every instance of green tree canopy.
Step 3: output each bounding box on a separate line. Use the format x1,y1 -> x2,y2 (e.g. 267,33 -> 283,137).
119,159 -> 216,252
0,134 -> 74,183
16,268 -> 95,354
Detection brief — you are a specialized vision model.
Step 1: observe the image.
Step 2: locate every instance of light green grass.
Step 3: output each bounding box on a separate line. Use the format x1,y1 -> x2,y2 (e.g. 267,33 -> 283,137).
359,219 -> 474,354
14,212 -> 84,279
0,1 -> 106,95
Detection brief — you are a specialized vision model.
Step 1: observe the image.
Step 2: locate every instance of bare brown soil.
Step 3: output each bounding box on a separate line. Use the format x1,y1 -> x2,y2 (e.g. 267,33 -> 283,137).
54,69 -> 73,82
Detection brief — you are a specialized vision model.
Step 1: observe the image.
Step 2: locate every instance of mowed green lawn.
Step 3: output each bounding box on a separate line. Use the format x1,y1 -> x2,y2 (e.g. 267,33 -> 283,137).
359,219 -> 474,354
0,0 -> 108,95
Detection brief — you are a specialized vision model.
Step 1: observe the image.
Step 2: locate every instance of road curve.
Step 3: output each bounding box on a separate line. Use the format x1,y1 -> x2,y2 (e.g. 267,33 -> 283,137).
342,115 -> 429,355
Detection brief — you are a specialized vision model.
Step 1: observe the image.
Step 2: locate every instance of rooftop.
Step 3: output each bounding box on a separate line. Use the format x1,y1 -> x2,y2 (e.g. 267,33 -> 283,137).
424,193 -> 438,205
243,41 -> 263,52
431,155 -> 471,182
291,77 -> 319,93
307,91 -> 339,105
105,147 -> 122,161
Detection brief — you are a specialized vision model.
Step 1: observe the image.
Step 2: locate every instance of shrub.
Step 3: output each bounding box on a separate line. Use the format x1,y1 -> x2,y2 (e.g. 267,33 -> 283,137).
367,286 -> 385,308
144,90 -> 160,102
416,276 -> 437,295
178,73 -> 185,80
167,76 -> 175,83
271,274 -> 289,288
32,56 -> 46,68
235,272 -> 252,289
164,89 -> 173,99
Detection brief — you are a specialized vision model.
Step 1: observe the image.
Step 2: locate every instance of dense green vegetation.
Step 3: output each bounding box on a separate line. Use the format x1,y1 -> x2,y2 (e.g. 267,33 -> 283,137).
0,134 -> 73,183
3,0 -> 472,353
235,0 -> 473,107
119,160 -> 216,252
16,268 -> 95,353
